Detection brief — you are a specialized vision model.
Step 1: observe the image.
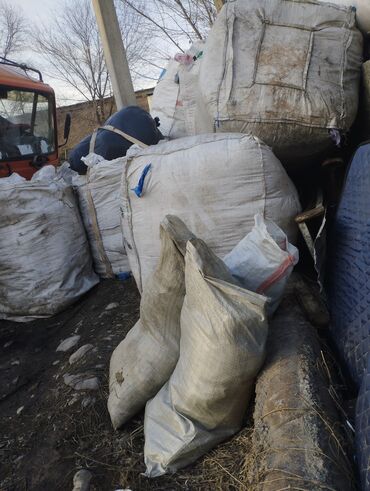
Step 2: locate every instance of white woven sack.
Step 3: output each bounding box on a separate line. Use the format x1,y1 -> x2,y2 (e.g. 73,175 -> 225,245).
108,216 -> 195,429
224,214 -> 299,315
0,165 -> 99,322
73,153 -> 130,278
121,133 -> 301,292
144,239 -> 268,477
151,42 -> 204,139
198,0 -> 363,162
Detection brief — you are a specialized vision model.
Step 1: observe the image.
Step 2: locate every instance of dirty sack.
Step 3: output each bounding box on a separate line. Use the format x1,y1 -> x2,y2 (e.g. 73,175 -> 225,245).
144,239 -> 268,477
73,153 -> 130,278
197,0 -> 362,163
122,133 -> 301,292
108,216 -> 195,430
0,164 -> 99,322
224,214 -> 299,315
150,42 -> 205,139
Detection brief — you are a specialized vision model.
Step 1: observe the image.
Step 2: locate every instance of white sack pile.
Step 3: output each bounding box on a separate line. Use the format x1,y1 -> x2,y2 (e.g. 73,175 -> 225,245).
108,216 -> 195,429
0,165 -> 99,322
121,133 -> 301,292
73,153 -> 130,278
144,239 -> 268,476
150,42 -> 205,139
197,0 -> 363,162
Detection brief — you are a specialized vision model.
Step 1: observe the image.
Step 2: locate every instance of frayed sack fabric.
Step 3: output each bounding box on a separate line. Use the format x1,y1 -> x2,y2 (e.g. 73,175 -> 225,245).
224,214 -> 299,315
0,165 -> 99,322
122,133 -> 301,292
108,216 -> 195,430
144,239 -> 268,477
73,154 -> 130,278
197,0 -> 363,163
151,42 -> 204,139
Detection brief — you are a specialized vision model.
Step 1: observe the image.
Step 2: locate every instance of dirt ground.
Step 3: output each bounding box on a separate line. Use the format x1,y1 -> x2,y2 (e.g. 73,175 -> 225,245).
0,278 -> 254,491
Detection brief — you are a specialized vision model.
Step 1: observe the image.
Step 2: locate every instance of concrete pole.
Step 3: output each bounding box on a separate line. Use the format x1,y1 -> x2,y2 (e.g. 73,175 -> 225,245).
92,0 -> 136,109
214,0 -> 225,12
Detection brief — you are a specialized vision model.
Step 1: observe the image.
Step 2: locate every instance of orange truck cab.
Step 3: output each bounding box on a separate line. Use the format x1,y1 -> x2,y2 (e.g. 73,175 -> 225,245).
0,59 -> 70,180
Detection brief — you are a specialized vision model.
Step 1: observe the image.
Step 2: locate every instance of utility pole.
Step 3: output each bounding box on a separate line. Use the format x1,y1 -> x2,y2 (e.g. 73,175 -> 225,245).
92,0 -> 136,110
214,0 -> 225,12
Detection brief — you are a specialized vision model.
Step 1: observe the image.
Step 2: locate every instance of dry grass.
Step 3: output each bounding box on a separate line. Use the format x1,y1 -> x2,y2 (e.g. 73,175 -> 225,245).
54,368 -> 255,490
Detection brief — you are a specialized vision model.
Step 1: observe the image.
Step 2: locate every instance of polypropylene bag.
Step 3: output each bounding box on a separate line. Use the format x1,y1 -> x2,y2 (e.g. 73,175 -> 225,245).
151,42 -> 204,139
198,0 -> 362,163
122,133 -> 301,292
144,239 -> 268,477
0,164 -> 99,322
73,154 -> 130,278
224,214 -> 299,315
108,216 -> 195,429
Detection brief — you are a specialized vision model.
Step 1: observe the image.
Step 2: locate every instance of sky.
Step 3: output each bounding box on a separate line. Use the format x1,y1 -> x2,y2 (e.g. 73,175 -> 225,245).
9,0 -> 162,106
12,0 -> 52,23
10,0 -> 87,105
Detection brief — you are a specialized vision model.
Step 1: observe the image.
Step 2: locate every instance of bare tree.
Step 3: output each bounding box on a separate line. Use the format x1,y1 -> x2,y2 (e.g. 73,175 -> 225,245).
0,1 -> 27,59
34,0 -> 151,123
122,0 -> 217,53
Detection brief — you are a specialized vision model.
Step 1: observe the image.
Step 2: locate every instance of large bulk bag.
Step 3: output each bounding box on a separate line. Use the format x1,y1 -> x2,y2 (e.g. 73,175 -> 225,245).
198,0 -> 362,163
69,106 -> 163,175
0,165 -> 99,322
121,133 -> 301,292
108,216 -> 195,429
327,143 -> 370,388
73,154 -> 130,278
150,42 -> 204,139
322,0 -> 370,34
144,239 -> 268,477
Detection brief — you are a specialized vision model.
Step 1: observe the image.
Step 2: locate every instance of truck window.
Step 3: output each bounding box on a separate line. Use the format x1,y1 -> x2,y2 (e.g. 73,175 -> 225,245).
0,89 -> 55,161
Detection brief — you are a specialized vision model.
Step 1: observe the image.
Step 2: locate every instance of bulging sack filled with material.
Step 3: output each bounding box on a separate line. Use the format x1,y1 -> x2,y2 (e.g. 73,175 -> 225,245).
144,239 -> 268,477
0,164 -> 99,322
122,133 -> 301,292
73,153 -> 130,278
151,42 -> 204,139
108,216 -> 195,430
197,0 -> 363,163
224,214 -> 299,315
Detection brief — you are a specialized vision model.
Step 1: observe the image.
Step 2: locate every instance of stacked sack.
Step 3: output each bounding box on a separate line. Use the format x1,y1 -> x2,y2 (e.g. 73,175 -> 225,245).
0,165 -> 99,322
195,0 -> 362,164
150,0 -> 362,165
73,153 -> 130,278
108,0 -> 364,479
150,41 -> 207,139
122,133 -> 301,292
109,215 -> 299,475
109,214 -> 298,427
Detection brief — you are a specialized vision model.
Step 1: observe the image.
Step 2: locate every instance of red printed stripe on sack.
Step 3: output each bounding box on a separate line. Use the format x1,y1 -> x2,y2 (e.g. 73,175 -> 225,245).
256,255 -> 295,294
